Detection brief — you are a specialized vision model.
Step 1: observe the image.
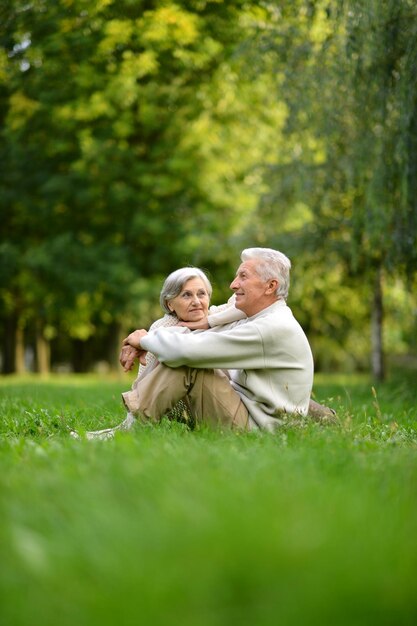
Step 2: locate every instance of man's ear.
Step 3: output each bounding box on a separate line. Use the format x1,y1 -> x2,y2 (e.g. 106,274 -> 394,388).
266,279 -> 278,294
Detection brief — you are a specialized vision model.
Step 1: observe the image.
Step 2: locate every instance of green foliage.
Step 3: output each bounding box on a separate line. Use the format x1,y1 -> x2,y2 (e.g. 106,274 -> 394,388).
338,0 -> 417,275
0,373 -> 417,626
237,0 -> 417,371
0,0 -> 262,360
1,0 -> 416,373
246,0 -> 417,272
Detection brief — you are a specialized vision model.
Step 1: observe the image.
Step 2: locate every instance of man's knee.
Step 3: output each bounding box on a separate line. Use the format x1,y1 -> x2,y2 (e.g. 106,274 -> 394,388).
188,368 -> 249,429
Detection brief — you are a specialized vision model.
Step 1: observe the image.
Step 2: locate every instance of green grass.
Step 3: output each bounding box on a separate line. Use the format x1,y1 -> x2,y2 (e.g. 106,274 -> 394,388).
1,371 -> 417,626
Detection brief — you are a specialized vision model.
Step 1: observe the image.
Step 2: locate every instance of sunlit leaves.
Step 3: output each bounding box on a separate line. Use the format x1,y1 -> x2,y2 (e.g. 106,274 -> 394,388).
1,0 -> 267,371
6,91 -> 39,130
139,5 -> 199,48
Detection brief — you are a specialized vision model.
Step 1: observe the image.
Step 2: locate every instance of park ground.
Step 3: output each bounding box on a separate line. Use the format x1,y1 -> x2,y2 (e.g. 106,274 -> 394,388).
0,370 -> 416,626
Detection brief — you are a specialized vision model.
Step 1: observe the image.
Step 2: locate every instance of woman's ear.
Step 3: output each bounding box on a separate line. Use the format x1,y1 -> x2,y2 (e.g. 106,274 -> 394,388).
167,302 -> 174,312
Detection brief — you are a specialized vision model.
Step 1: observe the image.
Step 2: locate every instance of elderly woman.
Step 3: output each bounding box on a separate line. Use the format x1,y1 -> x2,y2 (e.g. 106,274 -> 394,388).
133,267 -> 242,380
76,267 -> 244,440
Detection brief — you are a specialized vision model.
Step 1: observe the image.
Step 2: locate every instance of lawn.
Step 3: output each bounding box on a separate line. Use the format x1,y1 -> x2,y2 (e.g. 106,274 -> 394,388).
0,371 -> 416,626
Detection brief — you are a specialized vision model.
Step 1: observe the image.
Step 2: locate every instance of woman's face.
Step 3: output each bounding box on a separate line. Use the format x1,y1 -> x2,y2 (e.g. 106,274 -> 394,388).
168,278 -> 210,322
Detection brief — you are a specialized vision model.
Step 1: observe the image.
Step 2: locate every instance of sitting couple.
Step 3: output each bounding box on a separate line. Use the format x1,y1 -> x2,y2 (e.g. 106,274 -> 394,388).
79,247 -> 335,440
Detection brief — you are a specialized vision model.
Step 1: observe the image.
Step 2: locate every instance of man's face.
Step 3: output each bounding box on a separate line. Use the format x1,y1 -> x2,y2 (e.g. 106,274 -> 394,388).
230,260 -> 276,317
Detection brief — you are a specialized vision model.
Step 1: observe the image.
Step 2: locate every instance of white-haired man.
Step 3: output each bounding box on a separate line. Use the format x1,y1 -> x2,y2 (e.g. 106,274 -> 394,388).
121,248 -> 315,432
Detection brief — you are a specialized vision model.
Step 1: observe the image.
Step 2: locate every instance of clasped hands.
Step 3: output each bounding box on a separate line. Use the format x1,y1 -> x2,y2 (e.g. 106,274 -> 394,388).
119,319 -> 210,372
119,329 -> 149,372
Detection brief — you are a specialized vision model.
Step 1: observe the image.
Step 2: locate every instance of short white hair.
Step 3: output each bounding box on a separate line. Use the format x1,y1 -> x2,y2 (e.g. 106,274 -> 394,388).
241,247 -> 291,300
160,267 -> 212,314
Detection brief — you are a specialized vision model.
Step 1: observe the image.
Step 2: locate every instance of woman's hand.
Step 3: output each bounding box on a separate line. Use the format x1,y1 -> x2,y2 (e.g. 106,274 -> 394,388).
178,318 -> 209,330
119,345 -> 141,372
120,329 -> 149,371
123,329 -> 148,349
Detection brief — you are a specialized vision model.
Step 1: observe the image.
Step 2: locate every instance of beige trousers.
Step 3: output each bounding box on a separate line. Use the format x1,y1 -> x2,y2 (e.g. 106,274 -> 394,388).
122,364 -> 249,430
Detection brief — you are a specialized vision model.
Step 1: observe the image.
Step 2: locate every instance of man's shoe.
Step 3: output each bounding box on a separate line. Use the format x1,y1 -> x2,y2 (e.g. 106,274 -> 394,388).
308,399 -> 338,424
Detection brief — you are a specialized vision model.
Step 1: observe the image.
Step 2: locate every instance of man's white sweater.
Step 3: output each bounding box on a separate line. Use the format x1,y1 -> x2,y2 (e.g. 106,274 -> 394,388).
140,299 -> 314,431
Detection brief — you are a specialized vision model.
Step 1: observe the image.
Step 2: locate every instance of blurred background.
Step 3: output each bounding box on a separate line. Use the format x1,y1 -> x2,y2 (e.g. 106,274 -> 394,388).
1,0 -> 416,379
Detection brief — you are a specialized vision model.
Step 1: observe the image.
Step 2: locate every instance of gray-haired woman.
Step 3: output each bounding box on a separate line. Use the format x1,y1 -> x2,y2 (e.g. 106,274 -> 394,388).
74,267 -> 244,440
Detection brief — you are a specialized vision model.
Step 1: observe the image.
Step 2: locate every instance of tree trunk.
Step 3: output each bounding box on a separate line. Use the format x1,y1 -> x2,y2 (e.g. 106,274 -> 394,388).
107,321 -> 125,371
71,339 -> 90,372
371,267 -> 385,381
15,324 -> 26,374
2,314 -> 17,373
36,327 -> 50,375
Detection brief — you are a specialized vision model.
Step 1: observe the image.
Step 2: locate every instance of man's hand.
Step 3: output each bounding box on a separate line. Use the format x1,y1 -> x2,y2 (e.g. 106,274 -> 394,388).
178,318 -> 210,330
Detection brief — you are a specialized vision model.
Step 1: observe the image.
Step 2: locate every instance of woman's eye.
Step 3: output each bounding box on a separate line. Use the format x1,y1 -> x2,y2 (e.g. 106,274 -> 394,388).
180,289 -> 208,299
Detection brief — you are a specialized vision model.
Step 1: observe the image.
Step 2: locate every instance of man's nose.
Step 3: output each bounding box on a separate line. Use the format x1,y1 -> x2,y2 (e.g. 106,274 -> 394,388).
230,278 -> 238,290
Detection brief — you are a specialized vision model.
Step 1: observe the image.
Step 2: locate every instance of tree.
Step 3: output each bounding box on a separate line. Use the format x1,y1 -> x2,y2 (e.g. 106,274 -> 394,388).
242,0 -> 417,379
0,0 -> 274,372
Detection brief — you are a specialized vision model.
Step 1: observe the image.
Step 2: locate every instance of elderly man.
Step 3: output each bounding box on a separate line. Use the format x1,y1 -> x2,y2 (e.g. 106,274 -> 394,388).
120,248 -> 318,432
